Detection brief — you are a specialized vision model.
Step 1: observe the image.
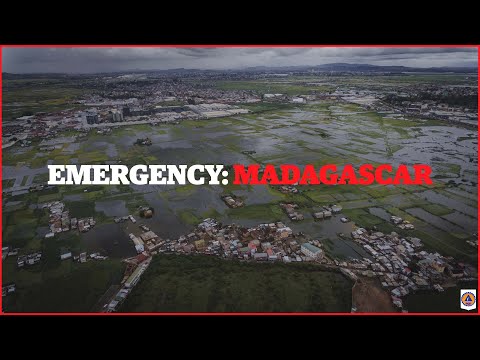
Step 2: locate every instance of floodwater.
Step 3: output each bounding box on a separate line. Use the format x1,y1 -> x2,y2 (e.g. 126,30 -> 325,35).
369,207 -> 391,221
323,237 -> 373,260
414,190 -> 477,218
442,211 -> 477,233
404,280 -> 477,313
406,208 -> 467,234
3,103 -> 478,262
36,226 -> 50,237
63,194 -> 84,201
141,192 -> 192,239
95,200 -> 129,217
89,141 -> 118,158
232,185 -> 283,205
81,223 -> 136,258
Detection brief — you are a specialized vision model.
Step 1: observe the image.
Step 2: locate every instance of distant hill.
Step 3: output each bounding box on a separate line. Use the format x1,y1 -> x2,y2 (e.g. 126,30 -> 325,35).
241,62 -> 478,74
2,62 -> 477,76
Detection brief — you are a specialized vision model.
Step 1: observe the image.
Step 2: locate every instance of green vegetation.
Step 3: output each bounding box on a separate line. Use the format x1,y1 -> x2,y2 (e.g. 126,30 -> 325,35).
121,254 -> 352,312
227,203 -> 284,220
3,77 -> 87,119
177,209 -> 201,225
65,200 -> 95,218
2,179 -> 16,188
343,208 -> 384,228
420,203 -> 453,216
38,192 -> 62,203
386,207 -> 475,261
3,258 -> 125,312
216,80 -> 333,96
2,208 -> 46,249
2,73 -> 477,313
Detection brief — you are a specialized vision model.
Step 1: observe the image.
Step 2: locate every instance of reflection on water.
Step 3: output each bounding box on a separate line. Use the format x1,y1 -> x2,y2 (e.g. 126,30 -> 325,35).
405,281 -> 477,313
95,200 -> 129,217
415,190 -> 477,218
81,223 -> 136,258
406,207 -> 468,234
369,207 -> 391,221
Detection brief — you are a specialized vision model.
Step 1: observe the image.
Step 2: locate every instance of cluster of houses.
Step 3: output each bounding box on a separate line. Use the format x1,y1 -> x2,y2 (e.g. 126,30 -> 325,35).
349,227 -> 475,309
128,225 -> 164,254
17,252 -> 42,268
103,211 -> 475,312
104,256 -> 152,312
2,284 -> 16,297
466,237 -> 478,248
313,204 -> 342,220
390,215 -> 414,230
221,195 -> 244,208
146,218 -> 325,264
43,201 -> 95,238
59,250 -> 108,262
2,246 -> 19,261
276,185 -> 299,194
280,203 -> 304,221
114,214 -> 137,224
28,184 -> 57,193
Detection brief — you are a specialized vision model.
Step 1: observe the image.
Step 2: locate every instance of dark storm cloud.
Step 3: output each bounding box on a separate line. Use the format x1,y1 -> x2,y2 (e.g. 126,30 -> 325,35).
2,47 -> 477,73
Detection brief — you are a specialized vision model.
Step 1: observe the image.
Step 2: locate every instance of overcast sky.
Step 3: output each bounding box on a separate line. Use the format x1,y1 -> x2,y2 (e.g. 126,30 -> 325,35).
2,47 -> 477,73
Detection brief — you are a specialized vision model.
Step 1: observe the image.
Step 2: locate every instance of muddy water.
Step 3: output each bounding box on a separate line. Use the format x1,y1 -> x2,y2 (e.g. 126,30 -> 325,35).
442,211 -> 477,233
4,105 -> 477,261
95,200 -> 129,217
406,207 -> 467,234
81,223 -> 136,258
415,190 -> 477,218
369,207 -> 391,221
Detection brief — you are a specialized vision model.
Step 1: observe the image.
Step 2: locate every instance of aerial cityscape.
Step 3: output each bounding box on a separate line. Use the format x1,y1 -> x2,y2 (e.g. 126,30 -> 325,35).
1,47 -> 478,313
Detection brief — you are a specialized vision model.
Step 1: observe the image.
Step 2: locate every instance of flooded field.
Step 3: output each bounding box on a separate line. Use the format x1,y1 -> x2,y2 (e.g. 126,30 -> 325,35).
81,223 -> 137,258
95,200 -> 129,217
2,102 -> 478,262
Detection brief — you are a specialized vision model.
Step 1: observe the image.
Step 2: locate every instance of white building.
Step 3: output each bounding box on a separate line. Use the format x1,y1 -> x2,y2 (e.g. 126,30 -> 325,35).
60,252 -> 72,260
291,97 -> 306,104
301,243 -> 324,259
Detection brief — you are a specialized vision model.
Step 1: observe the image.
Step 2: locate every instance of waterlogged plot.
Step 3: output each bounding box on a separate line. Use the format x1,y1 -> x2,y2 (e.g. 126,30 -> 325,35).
2,66 -> 478,313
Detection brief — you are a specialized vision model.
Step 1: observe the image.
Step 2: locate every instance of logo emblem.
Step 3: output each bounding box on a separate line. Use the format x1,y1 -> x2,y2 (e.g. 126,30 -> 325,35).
460,289 -> 476,311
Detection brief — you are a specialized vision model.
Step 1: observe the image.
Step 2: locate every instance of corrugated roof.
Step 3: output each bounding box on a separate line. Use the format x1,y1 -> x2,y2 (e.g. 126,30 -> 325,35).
301,243 -> 322,254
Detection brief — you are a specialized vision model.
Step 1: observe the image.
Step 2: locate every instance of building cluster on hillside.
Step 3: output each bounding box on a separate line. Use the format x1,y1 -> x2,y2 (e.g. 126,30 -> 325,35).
43,201 -> 95,237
